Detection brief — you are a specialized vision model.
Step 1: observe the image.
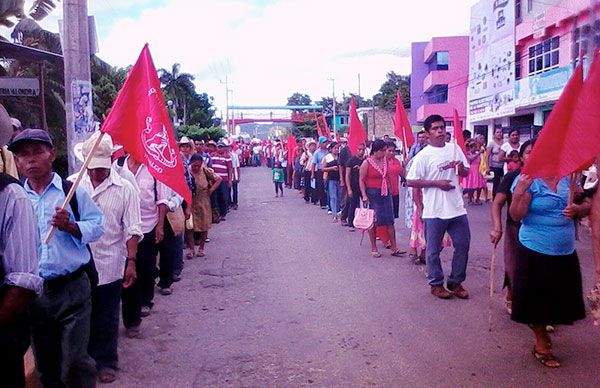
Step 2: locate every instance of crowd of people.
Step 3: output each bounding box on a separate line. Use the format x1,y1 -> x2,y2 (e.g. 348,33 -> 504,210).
1,110 -> 600,388
277,114 -> 600,369
0,117 -> 245,386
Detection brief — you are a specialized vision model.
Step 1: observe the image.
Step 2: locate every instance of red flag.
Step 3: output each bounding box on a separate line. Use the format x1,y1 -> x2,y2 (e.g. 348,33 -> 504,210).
393,92 -> 414,152
100,44 -> 192,203
348,96 -> 368,154
522,62 -> 586,181
322,114 -> 332,140
286,134 -> 297,165
453,108 -> 467,155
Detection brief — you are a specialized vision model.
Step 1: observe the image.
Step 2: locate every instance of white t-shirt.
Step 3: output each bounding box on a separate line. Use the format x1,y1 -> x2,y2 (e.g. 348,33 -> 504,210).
406,143 -> 469,220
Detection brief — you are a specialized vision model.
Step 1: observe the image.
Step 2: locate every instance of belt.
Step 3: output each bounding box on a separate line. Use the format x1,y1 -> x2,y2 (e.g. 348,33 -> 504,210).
43,266 -> 86,291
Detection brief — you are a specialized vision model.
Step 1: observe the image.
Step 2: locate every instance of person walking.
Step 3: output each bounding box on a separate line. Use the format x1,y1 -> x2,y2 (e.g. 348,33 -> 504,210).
229,143 -> 241,210
272,161 -> 285,197
359,139 -> 404,258
486,128 -> 504,197
10,129 -> 104,387
509,172 -> 588,368
345,143 -> 366,231
311,136 -> 329,209
499,128 -> 521,173
406,115 -> 471,300
463,139 -> 486,205
189,154 -> 222,257
0,170 -> 43,388
301,140 -> 316,204
76,134 -> 143,383
323,142 -> 342,221
211,141 -> 233,221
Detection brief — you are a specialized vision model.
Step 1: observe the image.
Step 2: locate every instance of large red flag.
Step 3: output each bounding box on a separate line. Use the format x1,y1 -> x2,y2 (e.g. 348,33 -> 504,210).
522,62 -> 586,182
393,92 -> 414,153
100,44 -> 192,203
314,112 -> 325,138
453,108 -> 467,155
348,96 -> 368,154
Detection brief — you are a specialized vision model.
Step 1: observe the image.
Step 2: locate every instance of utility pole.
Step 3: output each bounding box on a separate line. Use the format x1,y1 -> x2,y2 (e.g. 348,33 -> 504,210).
357,73 -> 361,98
221,76 -> 230,134
63,0 -> 91,174
328,78 -> 337,137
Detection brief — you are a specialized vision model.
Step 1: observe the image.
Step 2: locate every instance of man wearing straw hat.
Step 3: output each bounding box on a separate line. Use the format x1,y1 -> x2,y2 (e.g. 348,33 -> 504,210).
9,128 -> 104,388
74,133 -> 143,383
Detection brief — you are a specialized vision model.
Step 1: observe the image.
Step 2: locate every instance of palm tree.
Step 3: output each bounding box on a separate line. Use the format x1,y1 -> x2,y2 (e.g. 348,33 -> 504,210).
158,63 -> 196,126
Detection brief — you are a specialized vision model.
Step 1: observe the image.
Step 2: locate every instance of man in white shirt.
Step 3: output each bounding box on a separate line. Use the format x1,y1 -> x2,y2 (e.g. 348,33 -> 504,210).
229,144 -> 241,210
407,114 -> 471,300
76,134 -> 143,383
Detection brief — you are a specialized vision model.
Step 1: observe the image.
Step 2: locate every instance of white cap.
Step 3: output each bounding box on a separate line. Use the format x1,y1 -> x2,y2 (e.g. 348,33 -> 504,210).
178,136 -> 193,145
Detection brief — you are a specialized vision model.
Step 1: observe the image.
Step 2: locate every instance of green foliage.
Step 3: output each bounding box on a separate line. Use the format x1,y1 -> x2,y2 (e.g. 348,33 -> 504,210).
177,125 -> 225,142
91,60 -> 130,120
287,92 -> 312,109
373,71 -> 410,111
291,118 -> 317,139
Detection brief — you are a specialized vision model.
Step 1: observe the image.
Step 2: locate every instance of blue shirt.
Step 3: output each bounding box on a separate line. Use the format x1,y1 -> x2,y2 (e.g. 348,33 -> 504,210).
511,176 -> 575,255
312,149 -> 329,170
24,173 -> 104,280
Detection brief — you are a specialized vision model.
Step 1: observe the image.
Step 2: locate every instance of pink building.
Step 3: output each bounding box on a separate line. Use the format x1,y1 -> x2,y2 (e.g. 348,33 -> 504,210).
410,36 -> 469,126
468,0 -> 600,139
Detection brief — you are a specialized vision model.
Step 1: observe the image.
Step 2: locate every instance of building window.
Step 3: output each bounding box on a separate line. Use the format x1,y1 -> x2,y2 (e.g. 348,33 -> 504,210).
528,36 -> 559,75
436,52 -> 449,70
515,0 -> 522,24
339,116 -> 348,125
515,51 -> 522,80
527,0 -> 533,12
573,24 -> 598,65
426,85 -> 448,104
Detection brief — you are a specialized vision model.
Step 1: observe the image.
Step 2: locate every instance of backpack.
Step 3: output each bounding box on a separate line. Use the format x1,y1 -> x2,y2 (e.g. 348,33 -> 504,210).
61,179 -> 99,288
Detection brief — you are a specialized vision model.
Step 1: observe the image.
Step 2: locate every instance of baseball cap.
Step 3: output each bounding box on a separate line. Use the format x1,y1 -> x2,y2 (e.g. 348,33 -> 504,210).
8,128 -> 53,152
318,136 -> 327,143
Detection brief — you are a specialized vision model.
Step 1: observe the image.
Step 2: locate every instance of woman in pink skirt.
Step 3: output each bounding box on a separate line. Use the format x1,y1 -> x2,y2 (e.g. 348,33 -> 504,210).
463,139 -> 486,205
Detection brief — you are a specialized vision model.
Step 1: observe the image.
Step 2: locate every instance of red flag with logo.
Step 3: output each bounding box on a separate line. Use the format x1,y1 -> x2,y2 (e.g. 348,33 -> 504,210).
393,92 -> 414,153
453,108 -> 467,155
348,96 -> 368,154
100,44 -> 191,203
522,62 -> 586,183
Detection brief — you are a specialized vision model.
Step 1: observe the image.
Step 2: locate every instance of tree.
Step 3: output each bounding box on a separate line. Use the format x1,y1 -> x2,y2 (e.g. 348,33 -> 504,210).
91,59 -> 130,120
373,71 -> 410,111
158,63 -> 195,125
287,93 -> 312,110
177,125 -> 225,142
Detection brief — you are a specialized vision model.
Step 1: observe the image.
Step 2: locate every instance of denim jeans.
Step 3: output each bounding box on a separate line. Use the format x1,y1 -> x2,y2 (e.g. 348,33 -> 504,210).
423,215 -> 471,287
328,179 -> 341,213
346,191 -> 360,227
216,180 -> 230,217
89,280 -> 122,370
29,272 -> 97,388
173,233 -> 184,276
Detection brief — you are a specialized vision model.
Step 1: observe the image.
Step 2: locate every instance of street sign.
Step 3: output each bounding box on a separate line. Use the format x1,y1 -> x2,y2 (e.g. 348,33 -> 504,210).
0,77 -> 40,97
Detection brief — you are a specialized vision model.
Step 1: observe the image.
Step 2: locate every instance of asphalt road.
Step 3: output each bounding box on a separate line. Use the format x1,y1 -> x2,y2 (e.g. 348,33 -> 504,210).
115,166 -> 600,388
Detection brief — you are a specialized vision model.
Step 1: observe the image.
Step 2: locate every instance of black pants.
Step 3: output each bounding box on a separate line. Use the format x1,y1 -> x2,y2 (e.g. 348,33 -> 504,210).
294,169 -> 303,190
0,310 -> 30,388
340,185 -> 349,221
392,194 -> 400,219
89,280 -> 122,370
157,221 -> 177,289
230,180 -> 239,207
314,171 -> 327,207
122,228 -> 157,325
347,191 -> 360,227
274,182 -> 283,195
216,181 -> 229,217
490,167 -> 504,198
303,170 -> 312,202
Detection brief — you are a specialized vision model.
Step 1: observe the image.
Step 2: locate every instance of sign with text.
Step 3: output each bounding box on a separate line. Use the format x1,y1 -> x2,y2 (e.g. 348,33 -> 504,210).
0,77 -> 40,96
468,0 -> 516,122
514,65 -> 573,107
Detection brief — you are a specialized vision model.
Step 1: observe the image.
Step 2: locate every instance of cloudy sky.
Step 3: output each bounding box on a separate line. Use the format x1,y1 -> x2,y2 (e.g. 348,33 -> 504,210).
11,0 -> 479,116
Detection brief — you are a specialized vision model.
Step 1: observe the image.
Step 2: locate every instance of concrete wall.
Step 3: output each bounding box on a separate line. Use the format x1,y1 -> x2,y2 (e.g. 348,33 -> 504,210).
410,42 -> 428,125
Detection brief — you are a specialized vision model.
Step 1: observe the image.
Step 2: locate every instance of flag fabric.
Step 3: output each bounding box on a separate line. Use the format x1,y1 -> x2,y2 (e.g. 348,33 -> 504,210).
314,112 -> 325,138
521,61 -> 587,182
286,134 -> 297,165
348,96 -> 368,154
100,44 -> 192,203
393,92 -> 414,153
453,108 -> 467,155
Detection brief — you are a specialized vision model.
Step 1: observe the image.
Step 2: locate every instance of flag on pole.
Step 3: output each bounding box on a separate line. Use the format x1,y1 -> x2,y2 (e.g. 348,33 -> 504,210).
522,61 -> 587,183
286,134 -> 297,165
100,44 -> 192,203
314,112 -> 324,138
393,91 -> 414,153
453,108 -> 467,155
348,96 -> 368,154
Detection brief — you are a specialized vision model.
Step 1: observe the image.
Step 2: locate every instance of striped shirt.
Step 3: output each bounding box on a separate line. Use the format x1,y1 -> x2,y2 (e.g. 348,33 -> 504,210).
210,153 -> 232,181
78,171 -> 144,286
0,183 -> 43,294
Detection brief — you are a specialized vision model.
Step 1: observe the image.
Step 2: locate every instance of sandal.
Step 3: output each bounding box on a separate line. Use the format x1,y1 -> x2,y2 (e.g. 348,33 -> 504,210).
371,251 -> 382,258
532,347 -> 560,368
390,250 -> 406,257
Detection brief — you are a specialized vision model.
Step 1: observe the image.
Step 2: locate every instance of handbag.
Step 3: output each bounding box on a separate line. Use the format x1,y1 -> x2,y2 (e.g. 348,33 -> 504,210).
353,202 -> 375,231
166,207 -> 186,236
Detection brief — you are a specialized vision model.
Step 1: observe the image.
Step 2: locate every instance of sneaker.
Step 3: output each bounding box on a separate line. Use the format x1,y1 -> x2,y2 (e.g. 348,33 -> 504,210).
447,284 -> 469,299
431,285 -> 453,299
98,367 -> 117,384
140,306 -> 151,317
205,238 -> 210,243
159,287 -> 172,296
125,326 -> 140,338
327,210 -> 332,215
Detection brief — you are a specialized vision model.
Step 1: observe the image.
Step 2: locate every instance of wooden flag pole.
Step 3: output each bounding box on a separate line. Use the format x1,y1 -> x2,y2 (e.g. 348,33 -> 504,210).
43,132 -> 106,244
453,138 -> 460,175
489,245 -> 497,332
